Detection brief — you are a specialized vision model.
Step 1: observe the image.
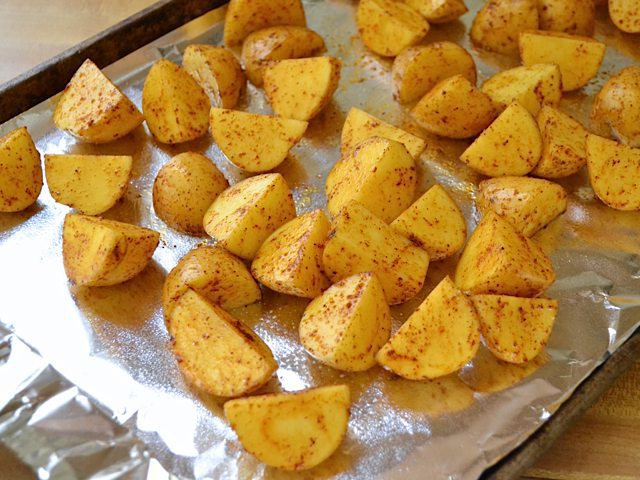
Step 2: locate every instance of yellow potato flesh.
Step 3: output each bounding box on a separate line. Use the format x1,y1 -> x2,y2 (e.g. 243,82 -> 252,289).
609,0 -> 640,33
537,0 -> 595,36
405,0 -> 467,24
470,0 -> 538,54
0,127 -> 42,212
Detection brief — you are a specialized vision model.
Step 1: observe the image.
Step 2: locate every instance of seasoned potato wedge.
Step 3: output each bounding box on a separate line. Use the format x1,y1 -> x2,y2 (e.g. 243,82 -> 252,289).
263,57 -> 341,121
391,184 -> 466,261
224,385 -> 350,470
153,152 -> 228,235
168,290 -> 277,397
392,42 -> 476,104
586,134 -> 640,211
609,0 -> 640,33
53,59 -> 143,144
377,276 -> 480,379
473,295 -> 558,364
251,210 -> 331,298
299,272 -> 391,371
223,0 -> 306,46
45,154 -> 132,215
519,31 -> 605,92
326,137 -> 417,223
203,173 -> 296,260
481,64 -> 562,115
538,0 -> 595,36
323,201 -> 429,305
471,0 -> 538,54
477,177 -> 568,237
356,0 -> 429,57
405,0 -> 468,24
242,26 -> 325,86
63,214 -> 159,287
0,127 -> 42,213
182,45 -> 245,109
533,106 -> 588,178
411,75 -> 498,139
455,211 -> 555,296
210,108 -> 307,173
163,245 -> 261,318
142,59 -> 209,144
460,102 -> 542,177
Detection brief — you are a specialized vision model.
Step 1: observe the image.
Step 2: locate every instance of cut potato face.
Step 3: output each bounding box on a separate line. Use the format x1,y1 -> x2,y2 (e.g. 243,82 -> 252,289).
586,134 -> 640,211
299,272 -> 391,372
241,26 -> 325,86
391,184 -> 466,261
405,0 -> 468,24
142,59 -> 209,144
356,0 -> 429,57
223,0 -> 306,46
182,45 -> 245,109
63,214 -> 159,287
471,0 -> 538,54
392,42 -> 477,104
168,290 -> 277,397
411,75 -> 498,139
153,152 -> 228,235
341,108 -> 426,158
455,211 -> 555,296
609,0 -> 640,33
251,210 -> 331,298
323,201 -> 430,305
326,137 -> 417,223
538,0 -> 595,36
519,31 -> 605,92
210,108 -> 307,173
53,59 -> 143,144
163,245 -> 261,318
533,106 -> 588,179
377,276 -> 480,380
477,176 -> 568,237
203,173 -> 296,260
473,295 -> 558,364
460,102 -> 542,177
224,385 -> 350,470
263,57 -> 341,121
45,154 -> 132,215
0,127 -> 42,213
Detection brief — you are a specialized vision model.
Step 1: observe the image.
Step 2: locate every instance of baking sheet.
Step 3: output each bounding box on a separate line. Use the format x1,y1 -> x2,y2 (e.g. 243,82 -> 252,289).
1,1 -> 640,479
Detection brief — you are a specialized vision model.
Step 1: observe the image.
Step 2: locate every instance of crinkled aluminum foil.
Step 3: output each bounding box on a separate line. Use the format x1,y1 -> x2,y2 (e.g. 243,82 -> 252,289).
1,1 -> 639,479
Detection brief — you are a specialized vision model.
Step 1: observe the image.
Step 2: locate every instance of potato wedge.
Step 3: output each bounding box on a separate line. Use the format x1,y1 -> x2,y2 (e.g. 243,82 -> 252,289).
299,272 -> 391,371
460,102 -> 542,177
63,214 -> 159,287
224,385 -> 350,470
163,245 -> 261,318
411,75 -> 498,139
142,59 -> 209,144
45,154 -> 132,215
533,106 -> 588,178
323,201 -> 429,305
251,210 -> 331,298
481,64 -> 562,115
609,0 -> 640,33
405,0 -> 468,24
241,26 -> 325,86
586,134 -> 640,211
455,211 -> 555,296
470,0 -> 538,54
538,0 -> 595,36
53,59 -> 143,144
519,31 -> 605,92
377,276 -> 480,379
210,108 -> 307,173
182,45 -> 245,109
391,184 -> 466,261
169,290 -> 277,397
223,0 -> 306,46
153,152 -> 228,235
0,127 -> 42,213
203,173 -> 296,260
356,0 -> 429,57
326,137 -> 417,223
477,177 -> 568,237
472,295 -> 558,364
392,42 -> 477,104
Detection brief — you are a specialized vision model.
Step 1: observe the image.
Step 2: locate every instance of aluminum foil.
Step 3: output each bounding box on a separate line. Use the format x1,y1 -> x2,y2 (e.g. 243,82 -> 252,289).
1,1 -> 640,479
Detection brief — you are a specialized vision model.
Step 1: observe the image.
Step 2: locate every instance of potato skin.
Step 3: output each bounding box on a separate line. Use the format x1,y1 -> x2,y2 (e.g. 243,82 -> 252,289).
538,0 -> 595,36
471,0 -> 538,54
609,0 -> 640,33
0,127 -> 42,213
